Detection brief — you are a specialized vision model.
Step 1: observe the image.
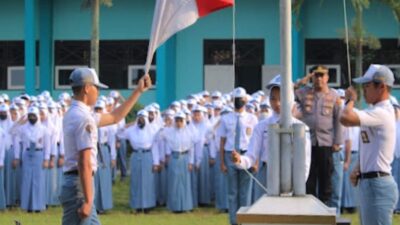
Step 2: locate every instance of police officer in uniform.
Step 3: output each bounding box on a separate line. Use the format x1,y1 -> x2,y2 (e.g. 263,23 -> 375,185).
340,64 -> 398,225
60,68 -> 151,225
294,65 -> 343,204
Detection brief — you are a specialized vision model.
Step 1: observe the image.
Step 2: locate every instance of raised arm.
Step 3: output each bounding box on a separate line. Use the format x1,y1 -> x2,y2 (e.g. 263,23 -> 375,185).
99,75 -> 152,127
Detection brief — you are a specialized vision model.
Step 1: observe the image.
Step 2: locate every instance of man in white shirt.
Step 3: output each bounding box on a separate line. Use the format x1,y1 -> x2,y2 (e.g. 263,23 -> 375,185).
232,75 -> 311,200
60,68 -> 151,225
340,64 -> 398,225
219,87 -> 258,225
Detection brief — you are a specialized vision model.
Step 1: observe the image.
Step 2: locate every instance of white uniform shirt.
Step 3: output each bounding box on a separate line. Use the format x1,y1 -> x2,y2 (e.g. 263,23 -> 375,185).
19,122 -> 51,160
54,112 -> 65,156
118,124 -> 158,165
41,118 -> 58,158
163,126 -> 200,165
97,124 -> 109,145
63,100 -> 98,172
0,127 -> 6,166
394,120 -> 400,158
0,116 -> 13,150
219,111 -> 258,151
344,125 -> 360,152
238,112 -> 311,180
355,100 -> 395,173
191,120 -> 213,166
152,126 -> 172,164
107,124 -> 118,160
209,121 -> 222,159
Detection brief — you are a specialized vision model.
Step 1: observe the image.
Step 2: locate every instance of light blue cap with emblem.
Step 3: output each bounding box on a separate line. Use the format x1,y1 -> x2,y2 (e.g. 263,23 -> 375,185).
353,64 -> 394,86
70,68 -> 108,89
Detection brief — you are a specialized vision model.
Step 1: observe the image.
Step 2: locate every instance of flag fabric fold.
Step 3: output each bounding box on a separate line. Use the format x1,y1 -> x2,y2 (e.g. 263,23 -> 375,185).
144,0 -> 234,74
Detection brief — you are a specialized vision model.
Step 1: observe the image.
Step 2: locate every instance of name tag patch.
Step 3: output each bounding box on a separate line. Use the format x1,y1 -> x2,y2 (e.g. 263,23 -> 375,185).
361,131 -> 370,143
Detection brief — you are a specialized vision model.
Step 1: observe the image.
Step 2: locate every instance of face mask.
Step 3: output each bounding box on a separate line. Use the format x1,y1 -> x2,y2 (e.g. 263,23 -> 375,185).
234,98 -> 246,110
0,114 -> 7,120
148,116 -> 154,122
138,120 -> 146,129
28,118 -> 38,125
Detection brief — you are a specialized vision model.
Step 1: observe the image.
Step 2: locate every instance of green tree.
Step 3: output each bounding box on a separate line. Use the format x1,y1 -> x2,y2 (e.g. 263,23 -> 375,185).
81,0 -> 113,74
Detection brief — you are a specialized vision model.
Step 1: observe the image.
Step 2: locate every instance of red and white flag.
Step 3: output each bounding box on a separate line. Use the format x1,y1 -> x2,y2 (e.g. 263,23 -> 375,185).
144,0 -> 234,74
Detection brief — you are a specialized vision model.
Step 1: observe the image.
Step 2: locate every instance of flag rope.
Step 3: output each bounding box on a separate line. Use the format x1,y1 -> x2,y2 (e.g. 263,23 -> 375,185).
232,1 -> 236,76
343,0 -> 352,85
242,167 -> 270,195
232,1 -> 269,195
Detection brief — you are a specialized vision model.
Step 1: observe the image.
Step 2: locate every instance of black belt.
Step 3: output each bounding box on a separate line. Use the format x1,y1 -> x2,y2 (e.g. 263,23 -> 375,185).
64,170 -> 79,176
235,149 -> 247,154
64,170 -> 94,176
359,171 -> 389,179
132,149 -> 151,153
171,151 -> 189,155
26,148 -> 42,151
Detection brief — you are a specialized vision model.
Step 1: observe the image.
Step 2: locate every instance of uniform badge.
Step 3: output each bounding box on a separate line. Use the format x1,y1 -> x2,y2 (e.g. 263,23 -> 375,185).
246,127 -> 252,136
360,131 -> 370,143
86,124 -> 93,133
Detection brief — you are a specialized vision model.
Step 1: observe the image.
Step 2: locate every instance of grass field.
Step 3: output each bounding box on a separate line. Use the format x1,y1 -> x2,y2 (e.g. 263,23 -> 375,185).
0,177 -> 399,225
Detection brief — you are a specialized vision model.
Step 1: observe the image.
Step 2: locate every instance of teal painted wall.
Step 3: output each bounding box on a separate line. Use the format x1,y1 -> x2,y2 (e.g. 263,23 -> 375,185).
53,0 -> 154,40
175,0 -> 280,99
303,0 -> 398,38
0,0 -> 24,40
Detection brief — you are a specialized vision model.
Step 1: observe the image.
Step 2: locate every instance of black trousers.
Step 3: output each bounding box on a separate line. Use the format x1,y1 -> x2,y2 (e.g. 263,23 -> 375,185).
306,146 -> 333,204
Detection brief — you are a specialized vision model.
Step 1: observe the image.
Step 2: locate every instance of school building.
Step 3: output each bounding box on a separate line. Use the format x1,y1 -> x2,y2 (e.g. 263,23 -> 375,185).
0,0 -> 399,108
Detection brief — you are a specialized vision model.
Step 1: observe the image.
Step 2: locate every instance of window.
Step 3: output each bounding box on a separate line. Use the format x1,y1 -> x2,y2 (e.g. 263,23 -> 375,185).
55,65 -> 88,89
0,41 -> 32,90
127,65 -> 156,89
204,39 -> 264,94
7,66 -> 39,90
305,39 -> 400,88
54,41 -> 90,89
387,64 -> 400,87
305,64 -> 341,87
54,40 -> 155,89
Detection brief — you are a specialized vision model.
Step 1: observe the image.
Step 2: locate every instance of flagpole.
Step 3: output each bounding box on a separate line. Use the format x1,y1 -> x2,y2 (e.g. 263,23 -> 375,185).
279,0 -> 292,194
232,1 -> 236,81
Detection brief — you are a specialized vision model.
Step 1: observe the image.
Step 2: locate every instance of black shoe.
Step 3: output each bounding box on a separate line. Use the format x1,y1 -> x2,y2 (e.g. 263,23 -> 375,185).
346,207 -> 357,214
